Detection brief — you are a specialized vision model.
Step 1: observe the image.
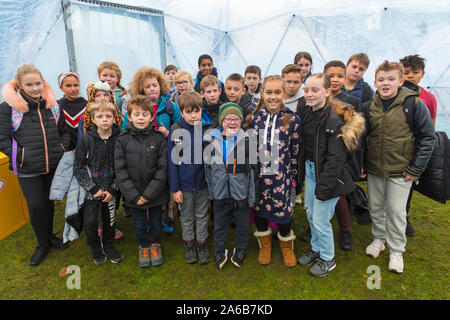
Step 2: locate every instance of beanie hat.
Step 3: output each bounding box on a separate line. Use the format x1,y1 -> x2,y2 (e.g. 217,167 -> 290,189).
218,102 -> 244,127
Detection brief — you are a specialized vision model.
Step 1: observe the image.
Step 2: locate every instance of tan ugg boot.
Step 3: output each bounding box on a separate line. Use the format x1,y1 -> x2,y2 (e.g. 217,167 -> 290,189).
278,230 -> 297,267
254,228 -> 272,265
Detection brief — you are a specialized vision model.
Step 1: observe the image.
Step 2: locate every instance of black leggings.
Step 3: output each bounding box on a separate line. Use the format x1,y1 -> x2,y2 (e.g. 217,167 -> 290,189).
254,214 -> 292,237
18,172 -> 55,248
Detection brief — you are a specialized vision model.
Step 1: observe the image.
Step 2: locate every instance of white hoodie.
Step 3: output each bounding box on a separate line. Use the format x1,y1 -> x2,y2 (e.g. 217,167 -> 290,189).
283,86 -> 304,113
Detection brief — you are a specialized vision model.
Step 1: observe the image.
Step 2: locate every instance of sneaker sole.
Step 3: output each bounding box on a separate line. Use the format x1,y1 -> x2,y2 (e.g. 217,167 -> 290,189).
138,262 -> 151,268
94,257 -> 107,265
152,259 -> 164,267
388,267 -> 403,274
110,257 -> 123,264
218,257 -> 227,270
310,263 -> 336,277
230,257 -> 242,268
298,258 -> 318,267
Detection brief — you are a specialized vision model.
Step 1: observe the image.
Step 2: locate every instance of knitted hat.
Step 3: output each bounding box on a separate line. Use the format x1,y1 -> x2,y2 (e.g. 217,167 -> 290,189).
84,81 -> 121,131
218,102 -> 244,127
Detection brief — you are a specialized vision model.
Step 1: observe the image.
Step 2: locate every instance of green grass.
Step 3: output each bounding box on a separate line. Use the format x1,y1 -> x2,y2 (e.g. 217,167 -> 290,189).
0,185 -> 449,300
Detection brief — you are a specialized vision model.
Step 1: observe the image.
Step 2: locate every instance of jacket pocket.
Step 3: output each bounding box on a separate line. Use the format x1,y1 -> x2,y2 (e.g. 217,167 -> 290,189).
402,142 -> 414,162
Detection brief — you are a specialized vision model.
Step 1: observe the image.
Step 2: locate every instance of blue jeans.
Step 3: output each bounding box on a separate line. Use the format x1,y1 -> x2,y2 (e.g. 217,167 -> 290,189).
304,160 -> 339,261
131,206 -> 162,247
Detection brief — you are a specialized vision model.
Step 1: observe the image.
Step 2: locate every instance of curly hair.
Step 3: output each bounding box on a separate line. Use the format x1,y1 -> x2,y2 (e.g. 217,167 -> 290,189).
129,67 -> 169,98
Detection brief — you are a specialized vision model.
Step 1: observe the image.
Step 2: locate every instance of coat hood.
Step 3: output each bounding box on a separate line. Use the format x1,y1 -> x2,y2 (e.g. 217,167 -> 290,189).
1,80 -> 56,113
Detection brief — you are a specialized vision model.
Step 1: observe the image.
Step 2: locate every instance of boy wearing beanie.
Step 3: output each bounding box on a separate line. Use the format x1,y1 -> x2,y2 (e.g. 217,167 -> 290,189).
204,102 -> 256,270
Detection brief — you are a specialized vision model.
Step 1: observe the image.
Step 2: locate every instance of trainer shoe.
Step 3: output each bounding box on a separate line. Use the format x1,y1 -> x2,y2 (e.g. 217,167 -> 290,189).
150,243 -> 163,266
184,240 -> 199,264
103,246 -> 123,263
214,249 -> 228,270
138,246 -> 151,268
92,246 -> 106,266
231,248 -> 246,268
388,252 -> 404,274
365,239 -> 385,258
196,240 -> 210,265
309,258 -> 336,277
298,250 -> 320,266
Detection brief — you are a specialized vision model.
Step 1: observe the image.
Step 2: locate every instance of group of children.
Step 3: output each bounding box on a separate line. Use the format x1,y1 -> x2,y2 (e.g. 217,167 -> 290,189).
0,51 -> 437,277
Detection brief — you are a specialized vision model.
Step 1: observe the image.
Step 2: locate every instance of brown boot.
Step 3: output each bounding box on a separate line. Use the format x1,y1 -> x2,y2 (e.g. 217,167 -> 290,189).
278,230 -> 297,267
254,228 -> 272,265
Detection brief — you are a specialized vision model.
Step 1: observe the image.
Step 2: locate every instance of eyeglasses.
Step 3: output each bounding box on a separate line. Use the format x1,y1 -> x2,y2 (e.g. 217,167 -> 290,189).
223,117 -> 241,123
175,80 -> 189,86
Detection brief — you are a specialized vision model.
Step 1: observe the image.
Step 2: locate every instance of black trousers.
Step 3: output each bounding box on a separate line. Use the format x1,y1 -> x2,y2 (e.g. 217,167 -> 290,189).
83,199 -> 115,256
18,172 -> 55,248
254,214 -> 292,237
213,199 -> 249,254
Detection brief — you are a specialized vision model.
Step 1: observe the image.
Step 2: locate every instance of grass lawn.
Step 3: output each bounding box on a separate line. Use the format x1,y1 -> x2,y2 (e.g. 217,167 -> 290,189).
0,185 -> 448,300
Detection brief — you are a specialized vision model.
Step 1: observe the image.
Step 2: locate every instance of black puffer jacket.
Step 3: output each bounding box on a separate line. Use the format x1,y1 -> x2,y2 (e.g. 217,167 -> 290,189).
0,91 -> 70,174
114,123 -> 169,209
298,103 -> 365,201
73,124 -> 120,199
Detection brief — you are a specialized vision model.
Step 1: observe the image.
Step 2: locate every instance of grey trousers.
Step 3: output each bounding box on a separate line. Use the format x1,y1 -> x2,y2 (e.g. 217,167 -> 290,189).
179,188 -> 209,241
367,174 -> 412,253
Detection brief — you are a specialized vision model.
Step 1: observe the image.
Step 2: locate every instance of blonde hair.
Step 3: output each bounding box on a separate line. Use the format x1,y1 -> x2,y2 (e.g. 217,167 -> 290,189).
129,67 -> 169,98
174,70 -> 194,84
97,61 -> 127,96
200,75 -> 220,91
244,75 -> 292,129
375,60 -> 404,79
14,64 -> 43,84
89,101 -> 118,118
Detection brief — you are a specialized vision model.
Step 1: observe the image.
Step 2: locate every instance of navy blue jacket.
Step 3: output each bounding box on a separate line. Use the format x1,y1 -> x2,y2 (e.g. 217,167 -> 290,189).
167,117 -> 208,193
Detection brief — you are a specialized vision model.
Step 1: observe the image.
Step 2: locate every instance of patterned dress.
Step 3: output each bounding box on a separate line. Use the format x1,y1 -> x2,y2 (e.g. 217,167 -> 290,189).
249,105 -> 301,225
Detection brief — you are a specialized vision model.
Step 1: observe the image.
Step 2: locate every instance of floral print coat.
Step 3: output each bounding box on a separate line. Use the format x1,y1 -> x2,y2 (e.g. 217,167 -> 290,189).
249,105 -> 301,225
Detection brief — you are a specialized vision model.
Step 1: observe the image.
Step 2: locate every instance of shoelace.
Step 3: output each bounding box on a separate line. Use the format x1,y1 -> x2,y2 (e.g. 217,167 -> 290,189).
141,248 -> 149,257
151,244 -> 160,256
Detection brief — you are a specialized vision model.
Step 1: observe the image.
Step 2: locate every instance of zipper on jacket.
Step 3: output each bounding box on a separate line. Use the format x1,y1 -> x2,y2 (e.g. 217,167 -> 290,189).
36,104 -> 49,173
20,147 -> 24,167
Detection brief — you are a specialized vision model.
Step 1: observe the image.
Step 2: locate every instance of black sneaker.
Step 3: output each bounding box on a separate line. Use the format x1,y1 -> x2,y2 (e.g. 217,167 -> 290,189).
184,240 -> 199,264
196,240 -> 210,265
405,217 -> 416,237
231,248 -> 246,268
300,227 -> 312,242
214,249 -> 228,270
92,246 -> 106,265
49,234 -> 69,250
309,258 -> 336,277
339,231 -> 354,251
103,246 -> 123,263
357,211 -> 372,225
29,245 -> 49,266
298,250 -> 320,266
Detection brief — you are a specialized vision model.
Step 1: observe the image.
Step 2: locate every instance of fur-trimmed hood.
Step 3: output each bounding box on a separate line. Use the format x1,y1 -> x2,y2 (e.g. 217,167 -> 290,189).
332,104 -> 365,151
1,80 -> 56,113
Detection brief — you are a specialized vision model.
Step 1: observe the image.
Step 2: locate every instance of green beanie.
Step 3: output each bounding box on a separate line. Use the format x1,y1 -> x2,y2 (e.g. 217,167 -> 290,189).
218,102 -> 244,127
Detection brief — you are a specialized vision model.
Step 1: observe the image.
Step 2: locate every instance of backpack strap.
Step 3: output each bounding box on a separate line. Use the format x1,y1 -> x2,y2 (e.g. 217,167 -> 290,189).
361,84 -> 372,103
402,95 -> 416,133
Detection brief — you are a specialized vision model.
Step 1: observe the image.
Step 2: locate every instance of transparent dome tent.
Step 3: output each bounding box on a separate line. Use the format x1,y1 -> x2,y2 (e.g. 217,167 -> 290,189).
1,0 -> 449,132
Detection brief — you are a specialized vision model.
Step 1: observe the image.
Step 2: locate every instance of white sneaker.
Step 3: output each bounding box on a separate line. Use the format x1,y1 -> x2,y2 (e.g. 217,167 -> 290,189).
295,194 -> 302,204
389,252 -> 404,274
365,239 -> 385,258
